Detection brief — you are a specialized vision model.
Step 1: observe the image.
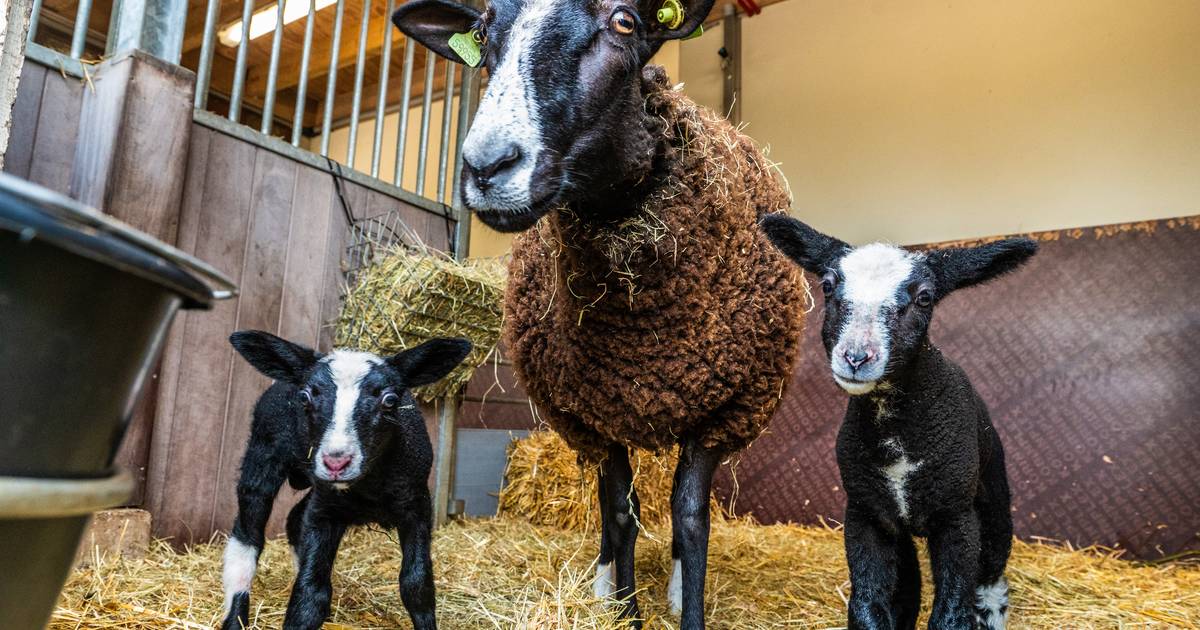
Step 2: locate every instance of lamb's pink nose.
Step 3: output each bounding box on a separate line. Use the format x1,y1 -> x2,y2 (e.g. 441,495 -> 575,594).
322,453 -> 353,475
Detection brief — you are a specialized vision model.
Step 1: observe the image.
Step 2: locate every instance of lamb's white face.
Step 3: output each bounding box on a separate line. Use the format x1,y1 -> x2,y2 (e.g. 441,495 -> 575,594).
312,351 -> 381,485
828,244 -> 922,394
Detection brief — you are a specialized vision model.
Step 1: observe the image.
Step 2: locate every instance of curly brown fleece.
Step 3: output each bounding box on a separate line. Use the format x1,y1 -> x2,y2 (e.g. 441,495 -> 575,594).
503,67 -> 808,461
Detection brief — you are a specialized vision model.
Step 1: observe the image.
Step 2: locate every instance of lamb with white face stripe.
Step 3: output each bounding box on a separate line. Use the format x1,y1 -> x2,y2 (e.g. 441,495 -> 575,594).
459,0 -> 557,210
830,243 -> 920,394
314,351 -> 380,483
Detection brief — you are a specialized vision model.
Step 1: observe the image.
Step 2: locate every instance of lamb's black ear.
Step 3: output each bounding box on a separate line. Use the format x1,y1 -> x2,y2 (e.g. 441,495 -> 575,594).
229,330 -> 321,384
644,0 -> 715,41
388,337 -> 474,387
392,0 -> 482,64
760,214 -> 849,276
928,238 -> 1038,296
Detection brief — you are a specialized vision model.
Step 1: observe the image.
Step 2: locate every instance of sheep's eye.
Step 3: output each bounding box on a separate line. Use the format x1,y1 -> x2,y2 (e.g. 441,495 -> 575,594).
915,289 -> 933,307
298,390 -> 313,407
820,272 -> 837,298
380,392 -> 399,410
610,9 -> 637,35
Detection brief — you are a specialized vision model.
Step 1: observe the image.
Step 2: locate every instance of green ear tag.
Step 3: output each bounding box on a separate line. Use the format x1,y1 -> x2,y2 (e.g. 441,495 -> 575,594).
683,24 -> 703,40
448,30 -> 482,67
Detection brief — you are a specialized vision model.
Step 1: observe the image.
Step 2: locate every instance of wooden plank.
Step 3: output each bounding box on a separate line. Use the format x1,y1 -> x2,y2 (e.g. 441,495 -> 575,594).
3,62 -> 47,179
209,147 -> 298,536
27,72 -> 83,194
145,130 -> 257,544
316,163 -> 362,351
263,156 -> 335,536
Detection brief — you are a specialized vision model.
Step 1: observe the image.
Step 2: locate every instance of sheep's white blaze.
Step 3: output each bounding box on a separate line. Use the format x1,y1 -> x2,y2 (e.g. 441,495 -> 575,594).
975,577 -> 1009,629
317,351 -> 379,480
879,438 -> 922,520
667,558 -> 683,615
832,244 -> 919,393
460,0 -> 555,210
593,561 -> 616,599
222,535 -> 258,611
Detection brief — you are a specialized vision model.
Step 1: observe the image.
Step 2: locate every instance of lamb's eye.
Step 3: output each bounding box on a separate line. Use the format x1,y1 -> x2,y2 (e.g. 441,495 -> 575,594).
610,9 -> 637,35
820,272 -> 837,298
380,392 -> 399,410
298,389 -> 313,407
915,289 -> 933,307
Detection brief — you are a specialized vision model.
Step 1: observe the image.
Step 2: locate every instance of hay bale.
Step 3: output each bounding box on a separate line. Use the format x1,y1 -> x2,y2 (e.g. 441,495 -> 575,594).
51,518 -> 1200,629
497,431 -> 723,532
335,245 -> 505,402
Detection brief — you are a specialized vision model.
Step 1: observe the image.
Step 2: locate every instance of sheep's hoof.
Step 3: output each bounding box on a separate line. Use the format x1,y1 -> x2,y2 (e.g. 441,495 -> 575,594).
593,561 -> 617,600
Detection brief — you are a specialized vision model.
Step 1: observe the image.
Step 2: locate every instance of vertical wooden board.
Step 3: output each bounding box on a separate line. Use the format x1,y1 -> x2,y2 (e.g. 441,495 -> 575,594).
317,169 -> 364,351
27,72 -> 83,194
263,163 -> 335,537
145,125 -> 213,515
209,148 -> 298,536
3,62 -> 46,179
145,130 -> 256,544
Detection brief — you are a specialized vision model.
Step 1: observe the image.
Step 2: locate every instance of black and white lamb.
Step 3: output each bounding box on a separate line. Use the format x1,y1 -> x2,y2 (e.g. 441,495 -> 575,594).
763,215 -> 1037,630
219,330 -> 471,630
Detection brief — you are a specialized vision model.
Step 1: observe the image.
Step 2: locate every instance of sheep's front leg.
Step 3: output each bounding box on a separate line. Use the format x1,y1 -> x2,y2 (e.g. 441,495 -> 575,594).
928,511 -> 981,630
844,507 -> 905,630
283,513 -> 347,630
599,443 -> 642,626
670,437 -> 721,630
221,438 -> 287,630
397,496 -> 437,630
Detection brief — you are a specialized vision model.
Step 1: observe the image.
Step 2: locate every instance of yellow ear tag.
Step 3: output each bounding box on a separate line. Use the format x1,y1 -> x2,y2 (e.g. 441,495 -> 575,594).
448,30 -> 483,67
656,0 -> 686,29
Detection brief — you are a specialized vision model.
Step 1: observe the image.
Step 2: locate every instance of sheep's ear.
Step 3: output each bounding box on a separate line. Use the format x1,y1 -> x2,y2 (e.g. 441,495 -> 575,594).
388,337 -> 474,387
760,214 -> 848,276
927,238 -> 1038,296
229,330 -> 321,384
392,0 -> 482,64
644,0 -> 715,41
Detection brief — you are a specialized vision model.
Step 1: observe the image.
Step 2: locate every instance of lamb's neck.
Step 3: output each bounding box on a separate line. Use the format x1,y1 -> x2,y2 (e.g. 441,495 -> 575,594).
848,342 -> 951,424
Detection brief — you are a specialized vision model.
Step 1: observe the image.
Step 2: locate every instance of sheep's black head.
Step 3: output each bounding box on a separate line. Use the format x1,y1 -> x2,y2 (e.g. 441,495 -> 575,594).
393,0 -> 713,232
229,331 -> 471,487
761,215 -> 1037,395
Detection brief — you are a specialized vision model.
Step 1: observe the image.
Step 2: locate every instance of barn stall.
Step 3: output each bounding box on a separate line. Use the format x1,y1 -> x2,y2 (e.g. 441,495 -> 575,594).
0,0 -> 1197,627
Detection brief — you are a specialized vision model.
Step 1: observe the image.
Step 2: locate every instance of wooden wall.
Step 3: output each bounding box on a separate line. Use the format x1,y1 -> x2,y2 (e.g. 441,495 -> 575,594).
3,61 -> 84,194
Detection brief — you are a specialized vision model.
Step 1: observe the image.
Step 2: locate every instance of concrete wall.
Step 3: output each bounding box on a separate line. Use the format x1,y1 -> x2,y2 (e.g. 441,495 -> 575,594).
681,0 -> 1200,245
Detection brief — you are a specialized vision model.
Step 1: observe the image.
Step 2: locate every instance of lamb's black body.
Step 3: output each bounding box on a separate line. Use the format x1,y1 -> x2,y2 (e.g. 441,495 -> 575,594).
223,383 -> 436,630
837,346 -> 1012,629
220,331 -> 470,630
762,215 -> 1036,630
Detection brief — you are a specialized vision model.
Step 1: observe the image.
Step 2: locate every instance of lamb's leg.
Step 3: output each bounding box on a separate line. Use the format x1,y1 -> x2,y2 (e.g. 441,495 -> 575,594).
844,507 -> 904,630
928,511 -> 982,630
285,491 -> 311,573
221,441 -> 287,630
397,494 -> 437,630
974,444 -> 1013,629
670,437 -> 721,630
893,534 -> 921,630
667,461 -> 684,615
283,510 -> 348,630
599,443 -> 642,626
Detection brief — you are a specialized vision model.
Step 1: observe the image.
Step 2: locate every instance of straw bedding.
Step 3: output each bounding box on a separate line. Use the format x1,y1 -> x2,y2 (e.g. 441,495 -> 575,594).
54,515 -> 1199,629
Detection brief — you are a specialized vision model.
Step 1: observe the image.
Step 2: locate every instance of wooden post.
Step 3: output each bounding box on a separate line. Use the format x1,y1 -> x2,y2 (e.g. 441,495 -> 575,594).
0,0 -> 32,169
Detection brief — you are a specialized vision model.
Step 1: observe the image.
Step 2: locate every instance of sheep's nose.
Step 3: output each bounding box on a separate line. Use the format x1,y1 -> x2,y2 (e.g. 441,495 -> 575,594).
463,144 -> 522,191
843,348 -> 875,370
322,452 -> 353,474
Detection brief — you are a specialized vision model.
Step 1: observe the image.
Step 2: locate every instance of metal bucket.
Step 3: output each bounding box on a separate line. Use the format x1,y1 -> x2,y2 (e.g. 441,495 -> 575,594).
0,174 -> 236,629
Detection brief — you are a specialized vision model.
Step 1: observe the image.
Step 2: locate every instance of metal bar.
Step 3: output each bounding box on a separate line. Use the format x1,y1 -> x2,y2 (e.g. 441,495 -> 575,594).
228,0 -> 255,123
435,62 -> 455,203
24,41 -> 86,78
261,0 -> 287,134
319,0 -> 347,156
721,4 -> 741,124
291,0 -> 317,146
346,0 -> 372,168
392,37 -> 415,185
108,0 -> 188,62
69,0 -> 94,59
415,48 -> 436,196
27,0 -> 44,43
432,394 -> 460,527
370,0 -> 396,178
451,66 -> 479,258
193,0 -> 221,108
